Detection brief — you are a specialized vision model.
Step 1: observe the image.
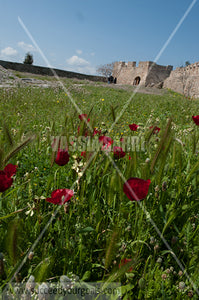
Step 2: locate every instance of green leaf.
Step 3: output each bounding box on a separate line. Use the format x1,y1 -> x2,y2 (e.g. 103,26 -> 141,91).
81,270 -> 91,281
162,213 -> 177,235
0,207 -> 27,220
110,105 -> 116,122
78,227 -> 95,233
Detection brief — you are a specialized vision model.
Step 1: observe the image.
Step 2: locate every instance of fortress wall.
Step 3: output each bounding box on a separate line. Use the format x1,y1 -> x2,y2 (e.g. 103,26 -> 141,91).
145,63 -> 173,86
0,60 -> 106,82
112,61 -> 150,85
113,61 -> 172,86
164,62 -> 199,98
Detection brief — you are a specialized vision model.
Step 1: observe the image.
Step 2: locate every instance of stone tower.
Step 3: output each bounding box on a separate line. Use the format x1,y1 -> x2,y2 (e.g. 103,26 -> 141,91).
112,61 -> 173,86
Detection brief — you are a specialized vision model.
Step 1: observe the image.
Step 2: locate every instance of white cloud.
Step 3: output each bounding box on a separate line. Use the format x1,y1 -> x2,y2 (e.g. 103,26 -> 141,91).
76,49 -> 82,55
66,55 -> 96,75
1,47 -> 18,56
18,41 -> 37,52
66,55 -> 89,67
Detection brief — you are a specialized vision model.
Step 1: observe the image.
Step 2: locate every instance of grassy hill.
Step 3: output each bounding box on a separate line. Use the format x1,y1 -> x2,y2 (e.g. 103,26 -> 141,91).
0,78 -> 199,299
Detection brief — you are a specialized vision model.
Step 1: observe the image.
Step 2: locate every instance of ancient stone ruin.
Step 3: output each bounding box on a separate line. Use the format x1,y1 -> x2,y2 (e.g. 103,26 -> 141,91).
112,60 -> 199,98
1,59 -> 199,98
163,62 -> 199,98
112,61 -> 173,87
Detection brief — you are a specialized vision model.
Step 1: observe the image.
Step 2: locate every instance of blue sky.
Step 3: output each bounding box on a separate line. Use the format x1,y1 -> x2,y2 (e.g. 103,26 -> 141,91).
0,0 -> 199,74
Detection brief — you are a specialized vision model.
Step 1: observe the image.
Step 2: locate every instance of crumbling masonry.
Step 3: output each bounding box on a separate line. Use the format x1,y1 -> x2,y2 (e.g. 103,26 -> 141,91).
112,61 -> 173,87
113,61 -> 199,98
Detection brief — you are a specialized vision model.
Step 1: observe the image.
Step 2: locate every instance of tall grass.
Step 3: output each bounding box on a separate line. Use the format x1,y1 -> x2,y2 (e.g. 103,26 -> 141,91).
0,82 -> 199,298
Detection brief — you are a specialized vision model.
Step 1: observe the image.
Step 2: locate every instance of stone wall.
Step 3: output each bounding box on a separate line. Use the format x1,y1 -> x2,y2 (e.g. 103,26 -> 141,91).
112,61 -> 173,86
113,61 -> 149,85
163,62 -> 199,98
145,63 -> 173,86
0,60 -> 106,82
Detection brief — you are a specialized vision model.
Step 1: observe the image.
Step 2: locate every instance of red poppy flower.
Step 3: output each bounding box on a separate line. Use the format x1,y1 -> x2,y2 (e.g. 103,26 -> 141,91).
79,114 -> 90,122
192,115 -> 199,126
119,258 -> 133,272
101,143 -> 112,152
81,151 -> 86,158
55,149 -> 70,166
99,136 -> 113,146
3,164 -> 17,177
123,177 -> 151,201
0,172 -> 13,193
46,189 -> 74,205
150,126 -> 160,134
93,128 -> 101,136
113,146 -> 126,159
129,123 -> 139,131
0,164 -> 17,193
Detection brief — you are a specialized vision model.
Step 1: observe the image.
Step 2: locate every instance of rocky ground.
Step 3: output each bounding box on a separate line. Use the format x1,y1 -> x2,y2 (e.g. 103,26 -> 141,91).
0,65 -> 167,96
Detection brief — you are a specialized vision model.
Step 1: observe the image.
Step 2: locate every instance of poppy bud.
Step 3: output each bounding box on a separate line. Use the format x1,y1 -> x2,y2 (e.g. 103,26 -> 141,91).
154,244 -> 159,251
138,278 -> 146,289
188,290 -> 194,298
64,202 -> 70,213
150,236 -> 155,244
156,257 -> 162,263
162,181 -> 167,191
179,281 -> 186,290
161,274 -> 167,280
28,252 -> 34,260
171,236 -> 178,244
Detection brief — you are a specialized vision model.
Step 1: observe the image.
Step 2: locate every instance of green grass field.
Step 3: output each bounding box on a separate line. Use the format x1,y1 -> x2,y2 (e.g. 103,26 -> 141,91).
0,78 -> 199,299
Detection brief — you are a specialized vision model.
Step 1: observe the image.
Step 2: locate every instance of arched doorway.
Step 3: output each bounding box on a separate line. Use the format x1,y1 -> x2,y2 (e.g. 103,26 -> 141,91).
133,76 -> 141,85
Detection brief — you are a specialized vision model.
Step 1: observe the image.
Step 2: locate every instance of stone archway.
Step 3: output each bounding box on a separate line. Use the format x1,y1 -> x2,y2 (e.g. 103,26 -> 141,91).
133,76 -> 141,85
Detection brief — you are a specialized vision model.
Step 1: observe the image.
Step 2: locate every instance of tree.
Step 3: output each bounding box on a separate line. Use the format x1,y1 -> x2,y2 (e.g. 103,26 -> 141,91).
23,52 -> 33,65
96,62 -> 115,78
185,61 -> 191,66
179,61 -> 191,68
